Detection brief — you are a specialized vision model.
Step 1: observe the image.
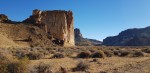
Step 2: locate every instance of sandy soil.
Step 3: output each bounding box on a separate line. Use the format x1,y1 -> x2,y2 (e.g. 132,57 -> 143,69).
29,56 -> 150,73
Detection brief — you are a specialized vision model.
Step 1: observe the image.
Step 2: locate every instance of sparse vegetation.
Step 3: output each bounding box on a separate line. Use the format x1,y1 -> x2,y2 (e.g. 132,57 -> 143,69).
8,58 -> 30,73
51,53 -> 65,58
56,67 -> 67,73
142,48 -> 150,53
77,51 -> 91,58
0,59 -> 8,73
104,50 -> 113,57
91,50 -> 105,58
34,62 -> 52,73
132,51 -> 144,57
72,61 -> 89,72
114,50 -> 130,57
27,52 -> 44,60
0,46 -> 149,73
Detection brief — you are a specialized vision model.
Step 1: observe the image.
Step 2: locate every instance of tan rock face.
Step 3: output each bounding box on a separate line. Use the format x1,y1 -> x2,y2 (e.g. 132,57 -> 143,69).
24,10 -> 74,46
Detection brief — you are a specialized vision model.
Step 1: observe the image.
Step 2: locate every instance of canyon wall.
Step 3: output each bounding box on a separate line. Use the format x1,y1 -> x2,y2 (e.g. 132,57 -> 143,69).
24,9 -> 74,46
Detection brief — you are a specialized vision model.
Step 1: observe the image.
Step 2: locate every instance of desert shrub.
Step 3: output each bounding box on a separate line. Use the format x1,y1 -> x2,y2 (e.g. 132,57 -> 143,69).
56,67 -> 67,73
72,61 -> 89,72
8,57 -> 30,73
15,51 -> 27,59
114,51 -> 119,56
34,62 -> 52,73
142,48 -> 150,53
51,53 -> 64,58
0,59 -> 9,73
100,71 -> 107,73
91,50 -> 105,58
0,51 -> 14,73
132,51 -> 144,57
77,51 -> 91,58
113,50 -> 130,57
104,50 -> 113,57
27,52 -> 44,60
91,58 -> 99,62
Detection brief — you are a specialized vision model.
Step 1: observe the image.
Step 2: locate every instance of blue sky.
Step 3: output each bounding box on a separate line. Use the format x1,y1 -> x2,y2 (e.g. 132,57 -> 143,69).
0,0 -> 150,41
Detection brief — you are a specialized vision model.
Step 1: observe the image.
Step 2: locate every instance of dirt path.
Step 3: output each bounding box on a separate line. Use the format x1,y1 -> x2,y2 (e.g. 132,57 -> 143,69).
106,58 -> 150,73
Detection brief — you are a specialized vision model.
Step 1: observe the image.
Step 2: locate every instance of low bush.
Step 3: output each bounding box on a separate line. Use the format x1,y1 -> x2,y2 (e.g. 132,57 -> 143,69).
142,48 -> 150,53
113,50 -> 130,57
0,52 -> 14,73
72,61 -> 89,72
56,67 -> 67,73
91,50 -> 105,58
51,53 -> 65,58
8,58 -> 30,73
132,51 -> 144,57
0,59 -> 8,73
77,51 -> 91,58
104,50 -> 113,57
34,62 -> 52,73
27,52 -> 44,60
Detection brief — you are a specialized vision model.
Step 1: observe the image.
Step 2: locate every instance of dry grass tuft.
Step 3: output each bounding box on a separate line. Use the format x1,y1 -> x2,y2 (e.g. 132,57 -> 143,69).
72,61 -> 89,72
34,62 -> 52,73
8,57 -> 30,73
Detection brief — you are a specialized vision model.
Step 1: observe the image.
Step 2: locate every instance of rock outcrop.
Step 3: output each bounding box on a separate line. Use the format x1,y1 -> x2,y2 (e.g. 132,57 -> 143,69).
103,26 -> 150,46
0,14 -> 9,23
74,28 -> 93,46
75,28 -> 102,46
0,14 -> 19,24
24,9 -> 74,47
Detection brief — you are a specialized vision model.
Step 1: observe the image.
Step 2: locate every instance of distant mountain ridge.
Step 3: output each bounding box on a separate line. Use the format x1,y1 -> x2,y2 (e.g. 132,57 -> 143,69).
103,26 -> 150,46
85,38 -> 102,46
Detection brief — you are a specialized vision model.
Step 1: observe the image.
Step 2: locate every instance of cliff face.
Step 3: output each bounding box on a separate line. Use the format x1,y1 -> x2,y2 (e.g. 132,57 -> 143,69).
74,28 -> 102,46
24,9 -> 74,47
103,26 -> 150,46
74,28 -> 92,46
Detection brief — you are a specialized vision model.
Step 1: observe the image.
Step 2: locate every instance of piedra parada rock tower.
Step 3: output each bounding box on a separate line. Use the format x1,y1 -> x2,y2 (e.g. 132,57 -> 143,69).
24,9 -> 75,47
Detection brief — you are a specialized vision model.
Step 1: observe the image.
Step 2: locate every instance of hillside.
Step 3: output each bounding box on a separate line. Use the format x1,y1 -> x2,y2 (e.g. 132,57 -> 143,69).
103,26 -> 150,46
0,23 -> 55,48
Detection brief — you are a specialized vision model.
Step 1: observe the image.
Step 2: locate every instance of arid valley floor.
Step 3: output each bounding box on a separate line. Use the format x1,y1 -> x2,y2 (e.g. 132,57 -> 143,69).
0,46 -> 150,73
